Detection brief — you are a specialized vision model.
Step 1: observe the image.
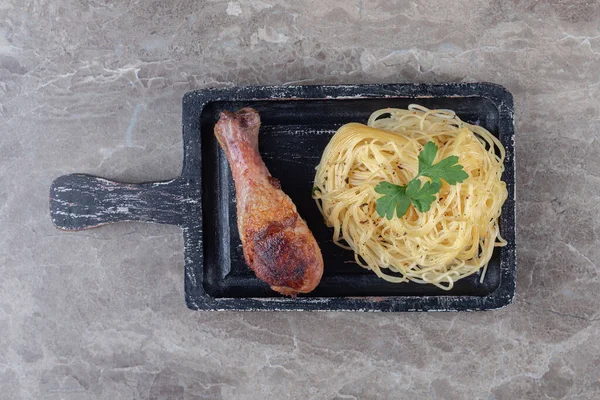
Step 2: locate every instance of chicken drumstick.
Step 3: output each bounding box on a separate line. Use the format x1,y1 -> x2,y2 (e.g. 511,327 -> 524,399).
214,107 -> 324,296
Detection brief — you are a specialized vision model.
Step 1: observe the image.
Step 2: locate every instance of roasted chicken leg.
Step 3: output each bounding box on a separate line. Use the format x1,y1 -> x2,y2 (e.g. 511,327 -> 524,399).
214,108 -> 324,296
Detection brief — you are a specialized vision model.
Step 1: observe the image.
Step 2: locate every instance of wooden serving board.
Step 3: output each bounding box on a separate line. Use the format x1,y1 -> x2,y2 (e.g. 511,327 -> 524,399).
50,83 -> 516,311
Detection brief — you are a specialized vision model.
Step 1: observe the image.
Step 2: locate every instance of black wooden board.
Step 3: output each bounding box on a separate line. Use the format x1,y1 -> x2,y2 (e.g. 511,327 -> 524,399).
50,83 -> 516,311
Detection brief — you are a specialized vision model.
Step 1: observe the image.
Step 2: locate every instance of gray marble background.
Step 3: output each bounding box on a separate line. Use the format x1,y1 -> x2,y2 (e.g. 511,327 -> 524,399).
1,0 -> 599,399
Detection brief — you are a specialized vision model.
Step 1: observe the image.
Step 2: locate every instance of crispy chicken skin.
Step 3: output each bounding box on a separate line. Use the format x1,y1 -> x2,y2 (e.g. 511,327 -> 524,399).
214,107 -> 324,296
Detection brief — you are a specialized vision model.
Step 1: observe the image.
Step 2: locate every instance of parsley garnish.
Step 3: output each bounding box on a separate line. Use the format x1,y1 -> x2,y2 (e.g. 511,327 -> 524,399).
375,142 -> 468,219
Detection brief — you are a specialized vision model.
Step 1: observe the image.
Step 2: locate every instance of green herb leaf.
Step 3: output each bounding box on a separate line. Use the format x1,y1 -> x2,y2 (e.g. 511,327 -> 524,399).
417,142 -> 469,185
312,186 -> 320,196
406,179 -> 441,212
374,182 -> 411,220
374,141 -> 468,219
418,141 -> 438,172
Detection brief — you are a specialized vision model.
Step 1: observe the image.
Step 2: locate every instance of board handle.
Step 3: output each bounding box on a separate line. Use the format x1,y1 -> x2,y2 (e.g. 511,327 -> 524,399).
50,174 -> 192,230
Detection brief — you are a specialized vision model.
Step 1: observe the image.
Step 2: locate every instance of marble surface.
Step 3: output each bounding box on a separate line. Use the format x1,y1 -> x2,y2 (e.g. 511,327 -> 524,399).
1,0 -> 600,398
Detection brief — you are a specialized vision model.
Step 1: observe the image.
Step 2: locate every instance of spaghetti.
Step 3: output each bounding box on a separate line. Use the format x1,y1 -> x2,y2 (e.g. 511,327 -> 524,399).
312,105 -> 507,290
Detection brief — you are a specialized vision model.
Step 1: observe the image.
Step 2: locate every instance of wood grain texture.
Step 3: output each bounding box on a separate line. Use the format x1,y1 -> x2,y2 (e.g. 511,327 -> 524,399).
50,174 -> 191,229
